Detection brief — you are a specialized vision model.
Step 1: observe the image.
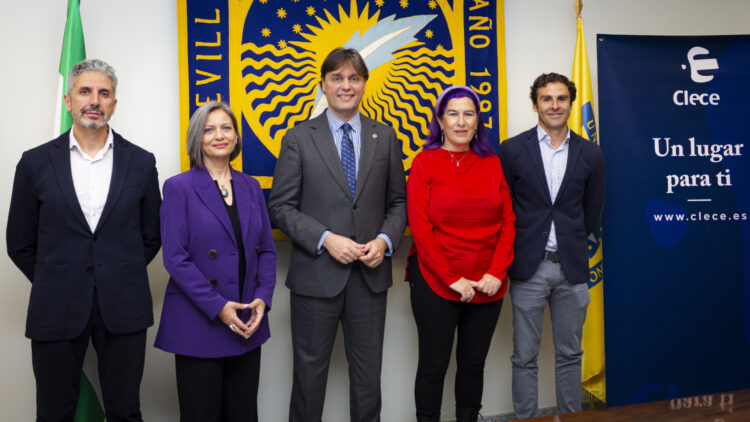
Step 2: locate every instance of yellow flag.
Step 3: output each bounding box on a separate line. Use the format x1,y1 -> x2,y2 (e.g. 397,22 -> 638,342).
568,15 -> 606,403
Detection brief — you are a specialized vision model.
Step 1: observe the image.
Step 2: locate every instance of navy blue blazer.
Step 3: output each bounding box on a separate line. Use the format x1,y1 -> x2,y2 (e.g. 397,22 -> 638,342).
6,130 -> 161,341
498,127 -> 605,284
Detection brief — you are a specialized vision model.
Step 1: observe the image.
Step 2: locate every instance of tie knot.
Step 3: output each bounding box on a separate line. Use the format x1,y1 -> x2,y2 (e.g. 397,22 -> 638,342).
341,123 -> 352,135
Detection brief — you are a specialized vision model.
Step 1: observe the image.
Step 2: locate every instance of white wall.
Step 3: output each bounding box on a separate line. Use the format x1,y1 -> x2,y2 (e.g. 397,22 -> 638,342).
0,1 -> 747,420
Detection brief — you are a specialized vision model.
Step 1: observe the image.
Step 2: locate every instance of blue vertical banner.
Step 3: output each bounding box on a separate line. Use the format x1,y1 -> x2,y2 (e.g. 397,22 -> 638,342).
598,34 -> 750,407
178,0 -> 507,208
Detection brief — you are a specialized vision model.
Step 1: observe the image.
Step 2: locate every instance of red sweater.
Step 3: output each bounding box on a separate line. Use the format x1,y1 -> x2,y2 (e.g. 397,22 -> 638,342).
407,148 -> 515,303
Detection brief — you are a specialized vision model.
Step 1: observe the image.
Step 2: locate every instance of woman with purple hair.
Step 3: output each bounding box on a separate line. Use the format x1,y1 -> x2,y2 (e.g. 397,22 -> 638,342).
406,85 -> 516,421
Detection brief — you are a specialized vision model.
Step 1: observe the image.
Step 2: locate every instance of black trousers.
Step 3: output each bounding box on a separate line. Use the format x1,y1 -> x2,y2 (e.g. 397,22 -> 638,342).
409,254 -> 503,417
31,293 -> 146,422
175,347 -> 261,422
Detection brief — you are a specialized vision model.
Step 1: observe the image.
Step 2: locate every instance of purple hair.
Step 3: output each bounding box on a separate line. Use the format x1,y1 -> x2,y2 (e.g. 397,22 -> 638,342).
422,85 -> 494,157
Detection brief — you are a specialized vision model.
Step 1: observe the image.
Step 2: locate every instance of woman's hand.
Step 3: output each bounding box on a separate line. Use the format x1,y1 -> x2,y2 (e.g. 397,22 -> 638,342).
245,299 -> 267,336
476,273 -> 503,296
449,277 -> 479,302
218,301 -> 251,338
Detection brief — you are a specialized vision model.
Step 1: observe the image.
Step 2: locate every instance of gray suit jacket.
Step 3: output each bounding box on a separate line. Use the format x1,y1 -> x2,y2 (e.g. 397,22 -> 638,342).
268,113 -> 407,297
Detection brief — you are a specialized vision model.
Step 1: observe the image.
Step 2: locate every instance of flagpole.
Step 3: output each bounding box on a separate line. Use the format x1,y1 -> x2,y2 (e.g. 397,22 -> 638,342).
569,0 -> 607,406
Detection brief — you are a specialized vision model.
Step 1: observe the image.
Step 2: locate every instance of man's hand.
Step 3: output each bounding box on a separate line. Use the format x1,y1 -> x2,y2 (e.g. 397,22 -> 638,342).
476,273 -> 503,296
359,238 -> 388,268
449,277 -> 479,302
323,233 -> 365,265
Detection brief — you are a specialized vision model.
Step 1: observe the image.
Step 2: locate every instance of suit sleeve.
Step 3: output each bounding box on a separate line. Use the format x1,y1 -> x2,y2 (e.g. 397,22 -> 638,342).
6,152 -> 39,282
376,128 -> 407,249
161,178 -> 228,320
487,163 -> 516,281
583,146 -> 606,236
251,180 -> 276,310
140,153 -> 162,264
267,130 -> 328,254
407,154 -> 462,285
498,140 -> 516,199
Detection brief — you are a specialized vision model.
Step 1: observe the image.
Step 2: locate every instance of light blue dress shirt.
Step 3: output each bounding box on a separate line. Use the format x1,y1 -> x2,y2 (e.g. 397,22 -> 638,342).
317,109 -> 394,255
537,124 -> 570,252
325,109 -> 362,175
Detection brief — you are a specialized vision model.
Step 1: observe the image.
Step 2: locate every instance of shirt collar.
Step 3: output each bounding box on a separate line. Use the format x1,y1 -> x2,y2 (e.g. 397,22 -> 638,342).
69,126 -> 114,159
326,109 -> 362,134
536,124 -> 570,146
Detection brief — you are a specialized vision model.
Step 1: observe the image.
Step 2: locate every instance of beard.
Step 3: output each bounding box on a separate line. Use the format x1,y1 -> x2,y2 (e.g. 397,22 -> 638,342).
78,106 -> 109,130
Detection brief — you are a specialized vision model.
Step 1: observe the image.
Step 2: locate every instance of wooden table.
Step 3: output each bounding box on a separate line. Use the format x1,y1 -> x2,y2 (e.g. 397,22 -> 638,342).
511,389 -> 748,422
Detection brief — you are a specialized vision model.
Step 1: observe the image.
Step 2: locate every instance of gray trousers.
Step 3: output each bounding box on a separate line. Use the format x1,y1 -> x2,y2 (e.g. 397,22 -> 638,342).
289,265 -> 387,422
510,260 -> 590,419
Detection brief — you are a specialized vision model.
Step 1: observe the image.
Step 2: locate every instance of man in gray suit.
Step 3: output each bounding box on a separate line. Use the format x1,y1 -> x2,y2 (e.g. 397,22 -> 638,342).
268,48 -> 407,422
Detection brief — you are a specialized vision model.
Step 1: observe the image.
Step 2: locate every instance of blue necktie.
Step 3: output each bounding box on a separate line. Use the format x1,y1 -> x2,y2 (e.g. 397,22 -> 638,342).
340,123 -> 356,197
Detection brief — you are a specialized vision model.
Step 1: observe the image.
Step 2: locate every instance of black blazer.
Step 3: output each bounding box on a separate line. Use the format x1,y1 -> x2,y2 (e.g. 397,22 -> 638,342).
6,130 -> 161,341
499,127 -> 605,284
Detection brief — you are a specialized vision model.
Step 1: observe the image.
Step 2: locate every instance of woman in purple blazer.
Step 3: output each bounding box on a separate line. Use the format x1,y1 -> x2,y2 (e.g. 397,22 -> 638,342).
155,101 -> 276,422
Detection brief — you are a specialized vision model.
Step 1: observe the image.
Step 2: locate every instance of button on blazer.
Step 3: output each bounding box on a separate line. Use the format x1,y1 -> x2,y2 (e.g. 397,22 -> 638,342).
154,167 -> 276,358
499,127 -> 605,284
6,131 -> 162,341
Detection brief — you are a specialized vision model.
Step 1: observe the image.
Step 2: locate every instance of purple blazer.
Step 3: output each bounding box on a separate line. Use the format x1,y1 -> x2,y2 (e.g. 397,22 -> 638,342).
154,167 -> 276,358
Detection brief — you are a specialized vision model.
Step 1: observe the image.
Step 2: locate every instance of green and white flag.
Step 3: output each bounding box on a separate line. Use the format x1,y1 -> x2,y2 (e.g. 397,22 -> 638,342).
56,1 -> 105,421
55,0 -> 85,134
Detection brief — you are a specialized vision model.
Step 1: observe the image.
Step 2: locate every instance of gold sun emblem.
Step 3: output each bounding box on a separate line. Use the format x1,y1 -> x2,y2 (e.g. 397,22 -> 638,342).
240,0 -> 454,170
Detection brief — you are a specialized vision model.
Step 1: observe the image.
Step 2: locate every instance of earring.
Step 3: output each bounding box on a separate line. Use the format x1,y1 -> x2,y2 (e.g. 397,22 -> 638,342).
441,131 -> 445,144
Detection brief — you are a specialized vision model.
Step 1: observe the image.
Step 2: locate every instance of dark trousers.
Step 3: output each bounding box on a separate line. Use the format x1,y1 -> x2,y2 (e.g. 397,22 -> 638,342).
175,347 -> 261,422
31,294 -> 146,422
289,265 -> 387,422
409,254 -> 503,418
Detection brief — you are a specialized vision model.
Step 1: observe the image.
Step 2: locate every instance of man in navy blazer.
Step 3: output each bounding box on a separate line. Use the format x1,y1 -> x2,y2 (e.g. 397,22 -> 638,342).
6,59 -> 161,421
499,73 -> 605,419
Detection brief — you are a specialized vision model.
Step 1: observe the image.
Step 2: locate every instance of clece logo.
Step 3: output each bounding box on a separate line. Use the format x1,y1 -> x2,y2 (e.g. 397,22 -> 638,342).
682,46 -> 718,83
674,46 -> 720,106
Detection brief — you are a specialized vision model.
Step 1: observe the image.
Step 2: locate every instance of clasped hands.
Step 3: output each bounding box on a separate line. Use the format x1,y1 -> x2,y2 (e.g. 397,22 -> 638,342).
218,298 -> 266,339
449,274 -> 503,302
323,233 -> 387,268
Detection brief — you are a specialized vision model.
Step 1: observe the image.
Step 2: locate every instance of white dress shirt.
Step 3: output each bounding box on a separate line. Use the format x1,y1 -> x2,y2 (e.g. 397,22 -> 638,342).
70,128 -> 114,231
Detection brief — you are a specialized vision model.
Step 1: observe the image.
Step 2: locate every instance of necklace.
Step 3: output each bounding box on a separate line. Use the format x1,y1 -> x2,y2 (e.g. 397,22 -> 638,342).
209,167 -> 232,198
447,151 -> 468,167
